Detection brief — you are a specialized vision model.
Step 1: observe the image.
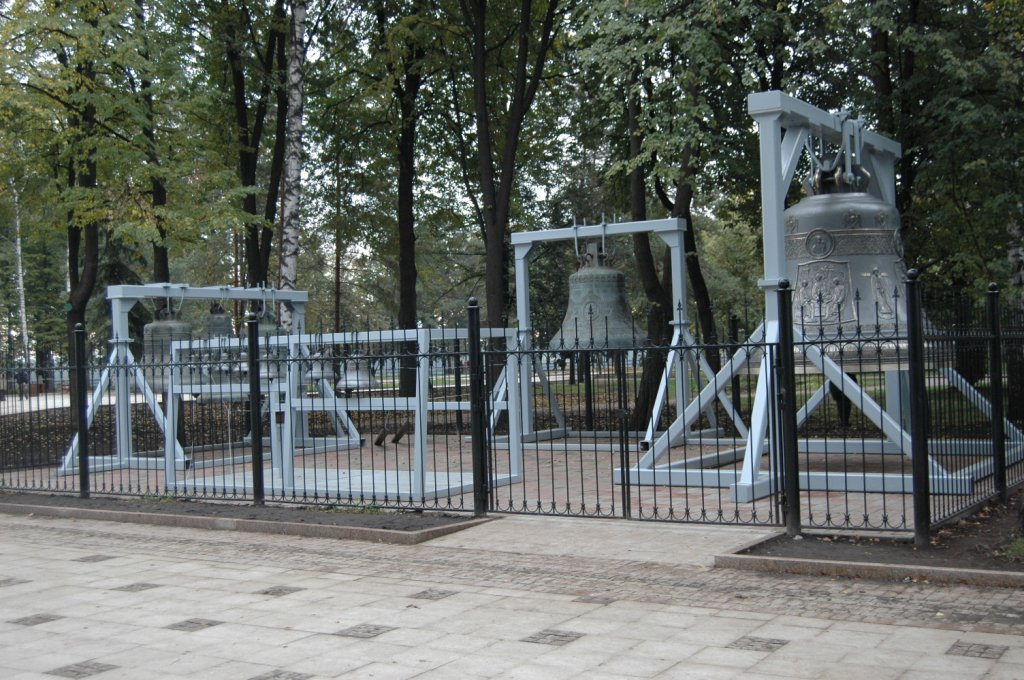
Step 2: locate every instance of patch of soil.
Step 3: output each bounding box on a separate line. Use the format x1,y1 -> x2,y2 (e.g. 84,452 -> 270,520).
0,491 -> 470,532
745,486 -> 1024,572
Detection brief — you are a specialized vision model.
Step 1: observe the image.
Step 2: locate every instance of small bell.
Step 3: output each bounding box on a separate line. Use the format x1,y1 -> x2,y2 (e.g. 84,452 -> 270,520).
258,351 -> 280,387
549,242 -> 646,350
202,302 -> 234,339
306,351 -> 333,383
257,308 -> 282,338
336,355 -> 377,395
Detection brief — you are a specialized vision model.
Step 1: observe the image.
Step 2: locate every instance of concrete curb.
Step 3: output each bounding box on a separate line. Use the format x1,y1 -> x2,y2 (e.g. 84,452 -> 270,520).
0,502 -> 492,545
715,552 -> 1024,589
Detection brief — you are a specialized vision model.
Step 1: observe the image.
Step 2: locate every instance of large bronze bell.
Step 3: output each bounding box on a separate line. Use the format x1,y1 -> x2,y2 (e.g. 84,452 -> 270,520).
785,166 -> 905,334
549,242 -> 646,350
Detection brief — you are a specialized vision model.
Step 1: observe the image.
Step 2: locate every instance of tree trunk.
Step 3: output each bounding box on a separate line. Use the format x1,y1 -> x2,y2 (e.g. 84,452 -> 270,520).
263,17 -> 289,281
396,67 -> 422,396
278,0 -> 306,332
674,180 -> 720,372
654,157 -> 720,375
460,0 -> 561,329
66,164 -> 100,430
626,70 -> 673,429
134,0 -> 170,290
11,184 -> 31,369
224,0 -> 287,289
397,31 -> 424,397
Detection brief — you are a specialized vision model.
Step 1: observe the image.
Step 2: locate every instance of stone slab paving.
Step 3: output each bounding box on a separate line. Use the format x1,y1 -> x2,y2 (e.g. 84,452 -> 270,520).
1,513 -> 1023,679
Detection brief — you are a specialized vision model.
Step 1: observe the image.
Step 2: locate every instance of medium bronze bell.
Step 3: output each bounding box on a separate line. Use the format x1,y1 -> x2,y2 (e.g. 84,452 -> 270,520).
549,242 -> 646,350
785,166 -> 905,333
144,308 -> 191,360
143,307 -> 191,391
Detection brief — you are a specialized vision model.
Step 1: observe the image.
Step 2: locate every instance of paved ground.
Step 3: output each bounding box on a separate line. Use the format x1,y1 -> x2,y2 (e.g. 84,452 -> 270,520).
2,514 -> 1023,679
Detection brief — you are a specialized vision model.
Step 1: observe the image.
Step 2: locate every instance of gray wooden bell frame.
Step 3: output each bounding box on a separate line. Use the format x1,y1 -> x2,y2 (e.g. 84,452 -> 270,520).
59,284 -> 309,475
59,283 -> 520,500
512,218 -> 737,448
626,91 -> 1024,501
161,326 -> 518,499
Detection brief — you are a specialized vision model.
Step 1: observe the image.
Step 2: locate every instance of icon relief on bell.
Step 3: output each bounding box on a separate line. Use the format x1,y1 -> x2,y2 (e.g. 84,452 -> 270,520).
891,230 -> 904,258
786,215 -> 799,233
795,261 -> 852,324
805,229 -> 835,259
862,267 -> 895,319
844,209 -> 862,228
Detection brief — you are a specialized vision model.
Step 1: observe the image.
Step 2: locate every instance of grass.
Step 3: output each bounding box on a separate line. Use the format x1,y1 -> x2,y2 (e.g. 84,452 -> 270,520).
1003,537 -> 1024,561
317,503 -> 384,515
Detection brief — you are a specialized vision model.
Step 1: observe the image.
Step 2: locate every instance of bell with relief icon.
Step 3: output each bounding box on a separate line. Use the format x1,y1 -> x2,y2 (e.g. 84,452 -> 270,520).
785,166 -> 905,334
549,242 -> 646,350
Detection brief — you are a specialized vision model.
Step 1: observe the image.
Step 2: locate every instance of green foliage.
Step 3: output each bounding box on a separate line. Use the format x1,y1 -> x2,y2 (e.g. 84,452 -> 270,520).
692,200 -> 763,328
832,0 -> 1024,290
0,0 -> 1020,349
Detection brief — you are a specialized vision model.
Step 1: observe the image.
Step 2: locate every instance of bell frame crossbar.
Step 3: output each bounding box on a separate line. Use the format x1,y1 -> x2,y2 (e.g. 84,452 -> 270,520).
512,218 -> 743,448
625,90 -> 1024,500
59,284 -> 308,474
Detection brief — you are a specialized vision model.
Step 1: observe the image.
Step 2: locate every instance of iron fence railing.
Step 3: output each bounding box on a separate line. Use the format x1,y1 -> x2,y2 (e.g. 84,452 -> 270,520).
1,278 -> 1021,538
484,337 -> 782,525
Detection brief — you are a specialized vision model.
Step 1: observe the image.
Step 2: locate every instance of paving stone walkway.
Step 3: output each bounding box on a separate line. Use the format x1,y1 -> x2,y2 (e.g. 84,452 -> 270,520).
2,513 -> 1023,679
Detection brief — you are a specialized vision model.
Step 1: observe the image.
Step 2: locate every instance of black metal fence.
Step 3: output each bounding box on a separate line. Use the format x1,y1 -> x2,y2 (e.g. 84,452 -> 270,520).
485,334 -> 782,525
780,272 -> 1024,538
1,276 -> 1021,538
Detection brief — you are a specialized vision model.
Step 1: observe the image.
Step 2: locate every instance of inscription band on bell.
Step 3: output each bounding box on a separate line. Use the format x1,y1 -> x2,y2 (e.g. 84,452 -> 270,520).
786,229 -> 900,260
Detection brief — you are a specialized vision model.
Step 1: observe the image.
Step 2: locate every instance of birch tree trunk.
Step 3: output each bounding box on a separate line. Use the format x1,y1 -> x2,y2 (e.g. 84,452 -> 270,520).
278,0 -> 306,331
11,183 -> 30,369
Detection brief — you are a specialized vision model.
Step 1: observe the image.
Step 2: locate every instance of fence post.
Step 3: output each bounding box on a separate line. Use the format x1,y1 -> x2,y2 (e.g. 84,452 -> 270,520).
987,283 -> 1007,504
729,313 -> 741,413
616,351 -> 632,519
776,281 -> 801,536
454,337 -> 464,432
73,323 -> 90,499
906,269 -> 931,547
246,314 -> 265,506
467,298 -> 489,517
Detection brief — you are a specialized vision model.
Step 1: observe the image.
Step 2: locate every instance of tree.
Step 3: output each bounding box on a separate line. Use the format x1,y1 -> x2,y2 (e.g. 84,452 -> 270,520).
578,3 -> 726,356
837,1 -> 1024,289
278,0 -> 308,331
0,2 -> 107,348
455,0 -> 567,329
203,0 -> 290,289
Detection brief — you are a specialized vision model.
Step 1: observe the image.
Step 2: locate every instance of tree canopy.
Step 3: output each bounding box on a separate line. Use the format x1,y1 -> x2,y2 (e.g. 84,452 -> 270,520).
0,0 -> 1020,362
